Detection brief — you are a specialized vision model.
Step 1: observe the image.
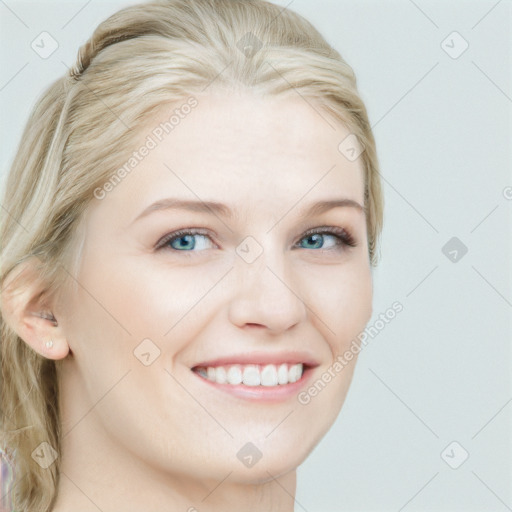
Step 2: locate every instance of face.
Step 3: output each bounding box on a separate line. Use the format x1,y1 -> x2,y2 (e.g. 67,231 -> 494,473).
55,91 -> 373,484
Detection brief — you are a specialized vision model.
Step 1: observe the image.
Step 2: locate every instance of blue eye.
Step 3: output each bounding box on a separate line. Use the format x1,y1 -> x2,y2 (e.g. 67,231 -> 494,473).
296,227 -> 357,251
156,227 -> 356,253
299,232 -> 341,250
160,230 -> 213,252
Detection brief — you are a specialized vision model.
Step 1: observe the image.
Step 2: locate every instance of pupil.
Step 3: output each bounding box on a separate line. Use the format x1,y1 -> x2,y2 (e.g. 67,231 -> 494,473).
178,235 -> 194,249
306,234 -> 322,248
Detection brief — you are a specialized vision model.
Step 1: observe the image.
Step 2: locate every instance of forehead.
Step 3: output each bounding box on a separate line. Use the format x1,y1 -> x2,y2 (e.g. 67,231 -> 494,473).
93,92 -> 365,223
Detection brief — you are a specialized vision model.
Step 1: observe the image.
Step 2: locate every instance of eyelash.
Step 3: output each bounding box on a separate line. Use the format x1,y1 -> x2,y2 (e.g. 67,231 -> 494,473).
155,226 -> 357,254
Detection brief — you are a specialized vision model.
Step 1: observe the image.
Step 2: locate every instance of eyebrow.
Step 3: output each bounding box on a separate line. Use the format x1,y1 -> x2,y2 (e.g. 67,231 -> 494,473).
131,197 -> 365,225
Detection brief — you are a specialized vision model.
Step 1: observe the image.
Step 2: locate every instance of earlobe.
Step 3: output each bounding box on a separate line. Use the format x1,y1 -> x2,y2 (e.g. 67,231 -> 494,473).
0,259 -> 70,360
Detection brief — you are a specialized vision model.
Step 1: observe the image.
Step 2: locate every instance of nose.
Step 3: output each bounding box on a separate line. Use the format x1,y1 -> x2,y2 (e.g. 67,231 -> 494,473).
227,246 -> 308,333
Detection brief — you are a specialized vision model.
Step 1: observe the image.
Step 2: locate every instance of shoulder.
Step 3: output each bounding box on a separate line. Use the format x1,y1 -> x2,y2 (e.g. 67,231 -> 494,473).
1,448 -> 16,512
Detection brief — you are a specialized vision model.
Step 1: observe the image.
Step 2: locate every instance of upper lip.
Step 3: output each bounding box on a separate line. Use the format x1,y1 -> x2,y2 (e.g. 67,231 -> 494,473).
191,351 -> 320,369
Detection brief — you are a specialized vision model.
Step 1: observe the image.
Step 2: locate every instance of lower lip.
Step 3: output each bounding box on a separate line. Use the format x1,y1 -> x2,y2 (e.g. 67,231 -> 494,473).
191,366 -> 316,403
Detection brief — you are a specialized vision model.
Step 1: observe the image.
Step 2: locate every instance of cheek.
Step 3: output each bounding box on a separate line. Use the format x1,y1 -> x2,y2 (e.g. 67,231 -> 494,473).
300,258 -> 373,355
74,244 -> 187,336
73,249 -> 231,366
116,257 -> 230,338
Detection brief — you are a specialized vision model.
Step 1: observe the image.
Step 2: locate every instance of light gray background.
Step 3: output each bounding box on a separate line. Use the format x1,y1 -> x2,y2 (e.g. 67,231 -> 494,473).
1,1 -> 511,511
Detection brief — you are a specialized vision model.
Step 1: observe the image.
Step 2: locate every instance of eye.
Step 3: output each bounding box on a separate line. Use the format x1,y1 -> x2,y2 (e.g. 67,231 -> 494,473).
155,226 -> 357,254
295,226 -> 357,251
156,228 -> 214,252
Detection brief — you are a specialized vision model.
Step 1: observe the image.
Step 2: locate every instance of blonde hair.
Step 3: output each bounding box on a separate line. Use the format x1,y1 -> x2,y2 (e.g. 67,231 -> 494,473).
0,0 -> 383,509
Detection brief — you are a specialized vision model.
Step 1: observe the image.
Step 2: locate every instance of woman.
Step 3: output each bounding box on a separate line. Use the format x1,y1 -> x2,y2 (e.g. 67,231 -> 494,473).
0,0 -> 383,510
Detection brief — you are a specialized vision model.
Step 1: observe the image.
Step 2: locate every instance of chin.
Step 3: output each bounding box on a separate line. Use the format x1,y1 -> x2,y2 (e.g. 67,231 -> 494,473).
228,431 -> 321,483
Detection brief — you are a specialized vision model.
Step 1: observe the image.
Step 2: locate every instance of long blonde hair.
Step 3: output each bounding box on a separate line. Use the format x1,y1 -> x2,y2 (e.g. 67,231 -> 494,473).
0,0 -> 383,509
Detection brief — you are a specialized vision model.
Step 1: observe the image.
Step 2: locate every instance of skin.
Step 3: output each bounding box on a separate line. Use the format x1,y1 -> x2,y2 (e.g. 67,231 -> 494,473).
3,91 -> 373,511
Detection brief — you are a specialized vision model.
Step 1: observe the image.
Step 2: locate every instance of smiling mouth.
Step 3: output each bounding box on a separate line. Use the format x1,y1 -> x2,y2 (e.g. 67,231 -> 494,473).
192,363 -> 307,387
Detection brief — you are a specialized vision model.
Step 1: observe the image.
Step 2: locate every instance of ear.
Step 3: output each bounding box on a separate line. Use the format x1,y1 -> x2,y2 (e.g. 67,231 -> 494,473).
0,258 -> 70,360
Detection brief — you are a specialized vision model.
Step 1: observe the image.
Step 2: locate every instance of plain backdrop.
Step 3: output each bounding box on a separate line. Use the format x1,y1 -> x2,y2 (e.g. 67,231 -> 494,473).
1,1 -> 511,511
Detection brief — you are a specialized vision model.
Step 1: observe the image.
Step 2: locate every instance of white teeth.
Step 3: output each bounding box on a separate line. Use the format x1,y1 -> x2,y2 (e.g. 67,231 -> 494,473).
216,366 -> 227,384
289,363 -> 303,383
260,364 -> 278,386
226,365 -> 242,385
242,365 -> 260,386
196,363 -> 304,386
277,363 -> 288,385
